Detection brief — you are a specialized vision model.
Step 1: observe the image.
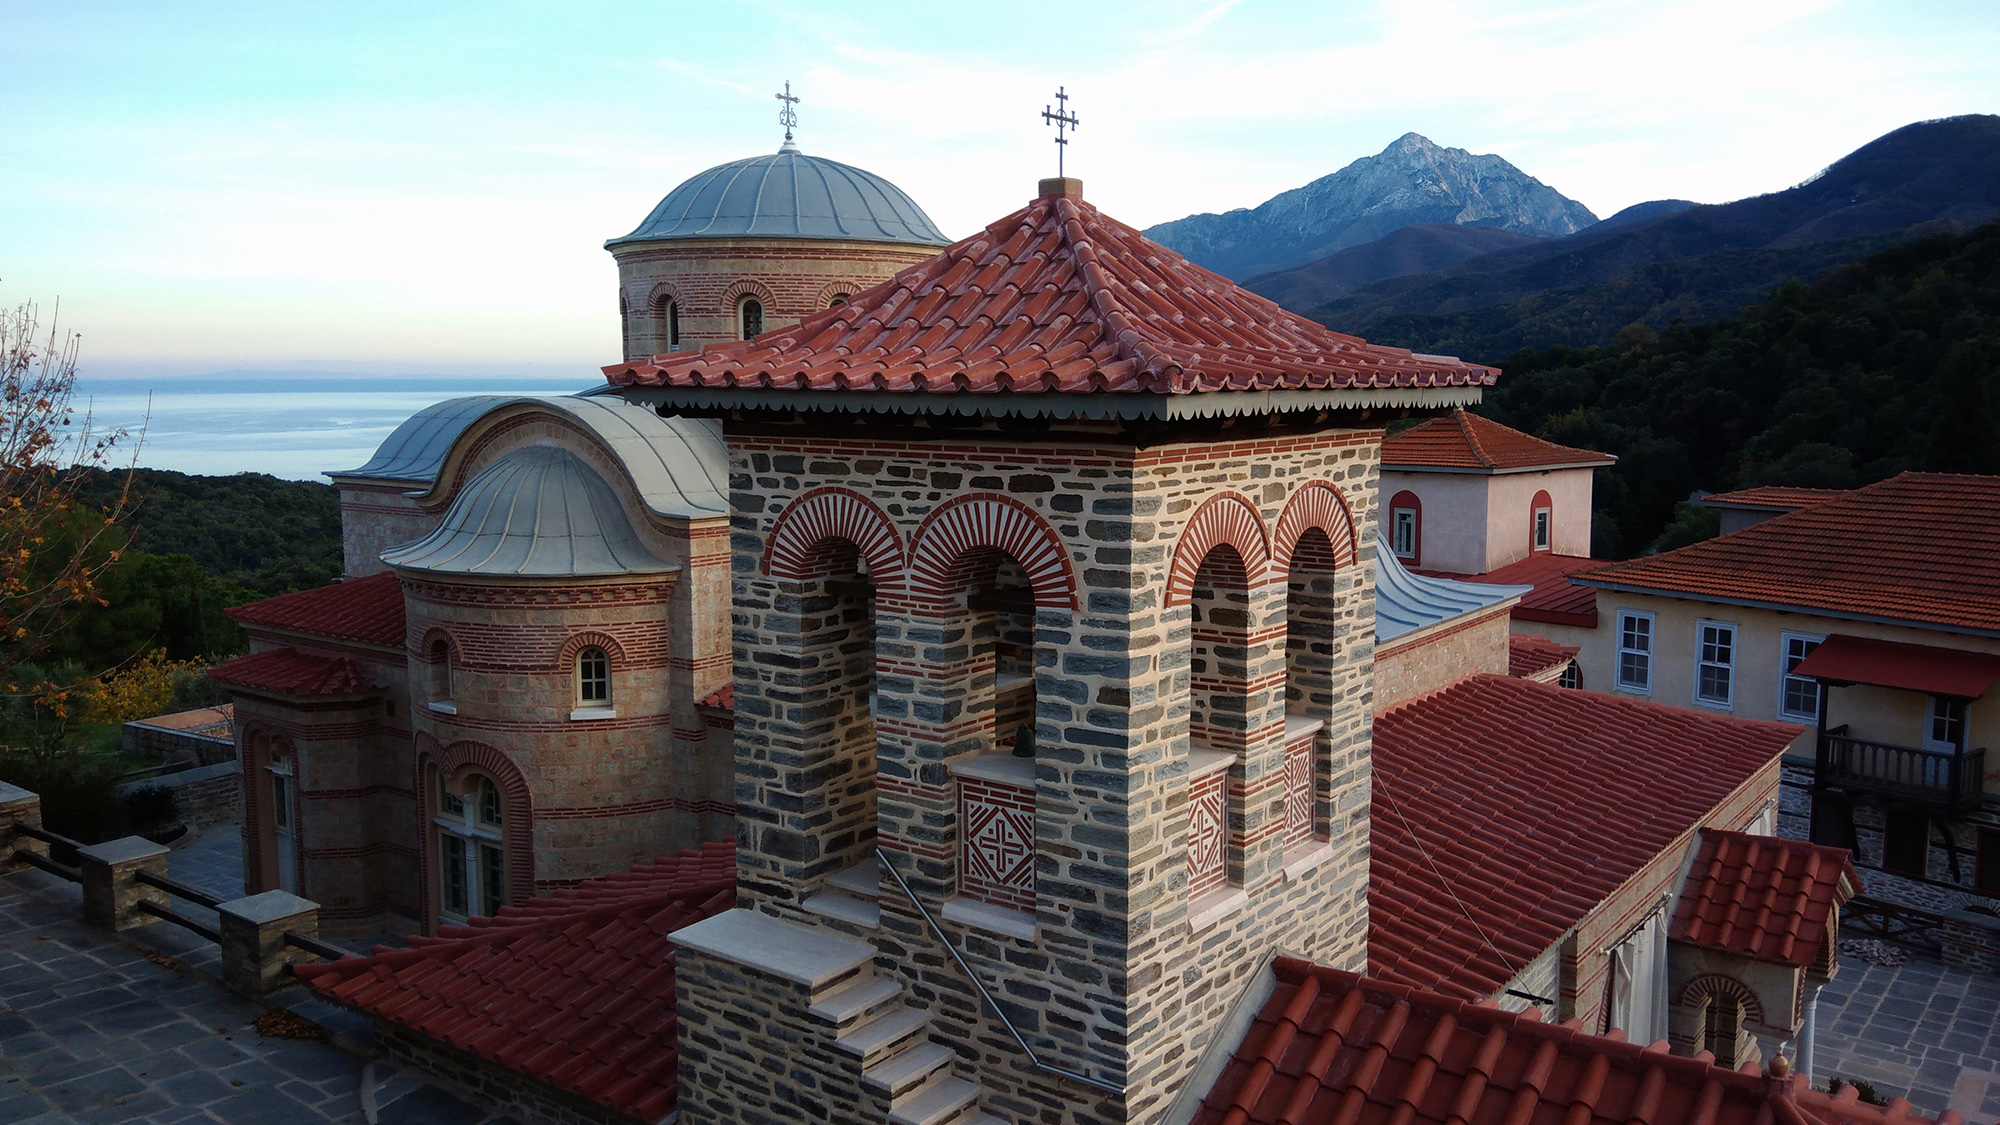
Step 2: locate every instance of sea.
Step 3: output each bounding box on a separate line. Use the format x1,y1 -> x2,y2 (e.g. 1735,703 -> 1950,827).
71,375 -> 594,482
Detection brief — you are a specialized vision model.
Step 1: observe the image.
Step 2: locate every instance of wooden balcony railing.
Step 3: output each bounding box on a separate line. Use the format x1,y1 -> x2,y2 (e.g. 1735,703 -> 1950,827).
1816,727 -> 1986,810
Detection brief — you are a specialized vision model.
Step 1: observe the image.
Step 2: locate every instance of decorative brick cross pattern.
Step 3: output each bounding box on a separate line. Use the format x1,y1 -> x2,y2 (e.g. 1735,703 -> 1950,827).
1284,734 -> 1315,848
960,778 -> 1035,910
1188,770 -> 1227,898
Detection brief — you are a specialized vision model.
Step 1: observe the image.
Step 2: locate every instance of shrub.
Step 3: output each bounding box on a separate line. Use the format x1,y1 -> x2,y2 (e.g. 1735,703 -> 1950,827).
121,783 -> 178,829
1827,1078 -> 1888,1107
0,735 -> 126,844
79,650 -> 210,725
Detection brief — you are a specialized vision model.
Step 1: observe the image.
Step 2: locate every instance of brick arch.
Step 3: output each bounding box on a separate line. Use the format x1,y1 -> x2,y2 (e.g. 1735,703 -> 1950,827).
1166,491 -> 1274,608
645,280 -> 685,312
1676,972 -> 1766,1026
816,280 -> 864,310
763,487 -> 908,593
908,494 -> 1077,611
416,739 -> 535,933
717,278 -> 776,313
555,630 -> 629,670
416,626 -> 458,661
1273,480 -> 1358,574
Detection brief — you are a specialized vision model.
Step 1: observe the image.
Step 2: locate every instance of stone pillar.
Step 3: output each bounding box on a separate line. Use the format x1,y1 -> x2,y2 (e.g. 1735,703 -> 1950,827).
0,782 -> 45,874
218,890 -> 321,995
77,837 -> 170,931
1798,989 -> 1819,1081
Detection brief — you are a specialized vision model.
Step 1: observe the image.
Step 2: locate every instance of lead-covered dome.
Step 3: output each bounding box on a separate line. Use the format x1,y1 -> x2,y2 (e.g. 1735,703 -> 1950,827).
606,146 -> 950,248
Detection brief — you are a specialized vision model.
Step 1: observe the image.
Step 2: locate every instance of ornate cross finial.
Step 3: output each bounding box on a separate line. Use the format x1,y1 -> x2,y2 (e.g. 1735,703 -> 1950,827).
1042,86 -> 1078,177
776,81 -> 800,147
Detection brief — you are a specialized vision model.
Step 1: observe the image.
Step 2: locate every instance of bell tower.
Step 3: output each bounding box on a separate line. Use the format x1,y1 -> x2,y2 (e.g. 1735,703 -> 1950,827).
627,177 -> 1496,1125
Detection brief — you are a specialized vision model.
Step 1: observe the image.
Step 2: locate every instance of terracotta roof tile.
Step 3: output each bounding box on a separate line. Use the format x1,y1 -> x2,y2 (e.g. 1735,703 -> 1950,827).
1577,473 -> 2000,635
209,648 -> 377,698
1671,829 -> 1861,969
1420,552 -> 1601,626
605,187 -> 1496,399
1370,675 -> 1801,1001
226,571 -> 405,647
1382,410 -> 1616,471
296,840 -> 736,1122
1507,633 -> 1579,679
697,685 -> 733,710
1195,958 -> 1959,1125
1699,486 -> 1851,512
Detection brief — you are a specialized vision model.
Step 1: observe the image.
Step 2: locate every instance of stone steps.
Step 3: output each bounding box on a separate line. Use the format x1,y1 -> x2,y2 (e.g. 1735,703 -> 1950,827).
862,1040 -> 955,1098
887,1075 -> 982,1125
802,888 -> 882,929
809,975 -> 905,1032
827,855 -> 880,898
835,1006 -> 931,1068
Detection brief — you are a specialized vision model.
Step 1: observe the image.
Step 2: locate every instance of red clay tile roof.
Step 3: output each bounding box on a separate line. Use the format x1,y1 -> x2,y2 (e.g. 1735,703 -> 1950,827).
1576,473 -> 2000,636
1370,675 -> 1801,1001
227,571 -> 405,648
296,841 -> 736,1123
604,185 -> 1496,398
1507,634 -> 1578,679
697,685 -> 733,710
1699,486 -> 1851,512
1671,829 -> 1860,970
1791,633 -> 2000,699
208,648 -> 378,698
1421,553 -> 1600,627
1194,958 -> 1958,1125
1382,410 -> 1615,471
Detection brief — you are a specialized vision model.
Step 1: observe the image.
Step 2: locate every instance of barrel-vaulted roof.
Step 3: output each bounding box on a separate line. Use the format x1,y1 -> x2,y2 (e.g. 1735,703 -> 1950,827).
381,446 -> 674,579
334,394 -> 728,522
1374,550 -> 1528,644
605,182 -> 1496,418
605,147 -> 950,249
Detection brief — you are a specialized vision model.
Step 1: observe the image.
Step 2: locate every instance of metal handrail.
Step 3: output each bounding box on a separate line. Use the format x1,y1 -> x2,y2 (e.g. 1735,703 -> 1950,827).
136,898 -> 221,942
874,848 -> 1124,1097
14,823 -> 83,851
134,868 -> 224,910
13,849 -> 79,882
283,930 -> 349,962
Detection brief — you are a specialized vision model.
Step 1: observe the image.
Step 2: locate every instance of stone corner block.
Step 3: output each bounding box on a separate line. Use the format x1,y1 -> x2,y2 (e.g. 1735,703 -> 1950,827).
0,784 -> 44,874
218,890 -> 322,997
78,834 -> 170,931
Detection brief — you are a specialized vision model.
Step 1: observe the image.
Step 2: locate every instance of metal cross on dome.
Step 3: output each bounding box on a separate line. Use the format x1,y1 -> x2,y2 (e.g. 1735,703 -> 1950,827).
776,81 -> 799,144
1042,86 -> 1078,177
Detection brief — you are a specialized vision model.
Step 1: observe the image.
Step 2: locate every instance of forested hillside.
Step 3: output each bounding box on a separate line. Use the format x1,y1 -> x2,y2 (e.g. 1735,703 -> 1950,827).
1480,221 -> 2000,558
74,468 -> 341,596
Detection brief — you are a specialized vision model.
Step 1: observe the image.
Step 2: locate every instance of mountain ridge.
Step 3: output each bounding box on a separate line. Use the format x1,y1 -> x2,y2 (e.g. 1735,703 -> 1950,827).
1144,132 -> 1597,280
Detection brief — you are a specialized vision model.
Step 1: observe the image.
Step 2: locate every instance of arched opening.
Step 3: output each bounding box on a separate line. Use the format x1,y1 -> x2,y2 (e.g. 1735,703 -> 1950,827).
262,739 -> 300,895
1703,994 -> 1743,1063
575,646 -> 610,709
427,638 -> 454,711
1531,489 -> 1553,554
738,297 -> 764,340
658,298 -> 681,352
827,292 -> 850,309
1188,543 -> 1256,900
1282,526 -> 1344,855
1388,490 -> 1422,565
433,771 -> 506,923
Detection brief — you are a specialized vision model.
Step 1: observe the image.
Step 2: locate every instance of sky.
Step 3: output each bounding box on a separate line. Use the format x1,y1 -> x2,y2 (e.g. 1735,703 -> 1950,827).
4,0 -> 1998,385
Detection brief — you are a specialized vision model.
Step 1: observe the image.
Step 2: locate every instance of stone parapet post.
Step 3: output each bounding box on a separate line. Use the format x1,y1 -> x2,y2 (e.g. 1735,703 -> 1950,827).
77,836 -> 170,930
218,890 -> 321,995
0,781 -> 45,874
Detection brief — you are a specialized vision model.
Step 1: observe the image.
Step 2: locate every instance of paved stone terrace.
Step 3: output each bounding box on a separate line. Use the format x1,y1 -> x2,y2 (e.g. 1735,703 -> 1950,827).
1813,940 -> 2000,1122
0,824 -> 510,1125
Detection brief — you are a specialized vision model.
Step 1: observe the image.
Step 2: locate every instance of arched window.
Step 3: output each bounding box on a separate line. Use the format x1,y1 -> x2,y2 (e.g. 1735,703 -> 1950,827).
827,293 -> 850,309
435,773 -> 505,922
1388,490 -> 1422,565
575,646 -> 610,708
739,297 -> 764,340
428,639 -> 455,711
1531,489 -> 1553,553
660,298 -> 681,351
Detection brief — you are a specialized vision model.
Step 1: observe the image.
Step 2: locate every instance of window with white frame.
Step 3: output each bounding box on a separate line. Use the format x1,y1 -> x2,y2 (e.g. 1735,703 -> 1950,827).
1616,611 -> 1654,693
575,646 -> 610,707
1778,632 -> 1824,721
1695,620 -> 1737,707
1533,506 -> 1551,551
1392,509 -> 1417,559
1925,695 -> 1969,752
436,773 -> 505,923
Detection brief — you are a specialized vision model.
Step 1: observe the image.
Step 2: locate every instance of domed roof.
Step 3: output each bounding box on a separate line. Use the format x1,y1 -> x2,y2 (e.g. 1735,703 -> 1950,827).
381,446 -> 673,578
607,146 -> 951,249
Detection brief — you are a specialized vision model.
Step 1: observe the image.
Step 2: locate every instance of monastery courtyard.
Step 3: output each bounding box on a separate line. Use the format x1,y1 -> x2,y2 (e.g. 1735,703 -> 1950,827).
0,825 -> 516,1125
0,823 -> 1985,1124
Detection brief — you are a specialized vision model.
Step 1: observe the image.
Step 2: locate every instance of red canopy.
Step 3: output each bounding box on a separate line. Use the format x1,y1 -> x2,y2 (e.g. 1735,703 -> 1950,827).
1792,634 -> 2000,699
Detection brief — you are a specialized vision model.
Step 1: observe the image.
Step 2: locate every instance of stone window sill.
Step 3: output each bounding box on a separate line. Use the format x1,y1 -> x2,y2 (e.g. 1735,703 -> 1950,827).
941,896 -> 1036,941
569,707 -> 618,721
1188,884 -> 1249,935
1188,748 -> 1234,780
1281,840 -> 1337,883
427,700 -> 457,715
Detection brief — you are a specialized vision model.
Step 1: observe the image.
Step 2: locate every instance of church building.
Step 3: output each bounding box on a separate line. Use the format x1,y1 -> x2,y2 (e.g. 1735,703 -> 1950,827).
216,115 -> 1928,1125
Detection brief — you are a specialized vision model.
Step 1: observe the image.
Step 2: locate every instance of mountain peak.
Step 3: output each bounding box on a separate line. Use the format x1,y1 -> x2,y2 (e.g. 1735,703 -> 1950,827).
1143,134 -> 1597,280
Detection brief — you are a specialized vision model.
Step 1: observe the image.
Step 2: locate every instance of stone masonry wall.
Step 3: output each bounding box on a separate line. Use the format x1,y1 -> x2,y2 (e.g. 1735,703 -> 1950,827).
723,425 -> 1382,1124
1373,605 -> 1512,708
